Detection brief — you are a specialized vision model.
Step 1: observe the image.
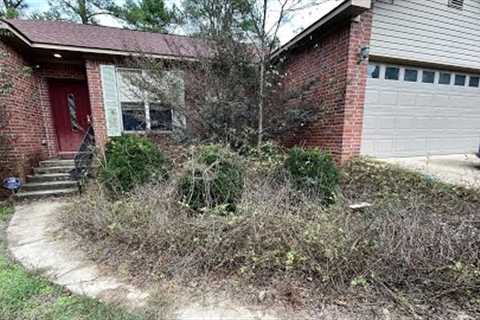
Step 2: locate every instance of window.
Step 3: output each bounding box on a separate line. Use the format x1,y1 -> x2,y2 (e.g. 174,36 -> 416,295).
118,69 -> 181,132
448,0 -> 464,9
469,76 -> 480,88
385,66 -> 400,80
439,73 -> 451,85
404,69 -> 418,82
454,74 -> 466,86
368,64 -> 380,79
67,93 -> 80,132
150,103 -> 173,131
121,102 -> 146,131
422,71 -> 435,83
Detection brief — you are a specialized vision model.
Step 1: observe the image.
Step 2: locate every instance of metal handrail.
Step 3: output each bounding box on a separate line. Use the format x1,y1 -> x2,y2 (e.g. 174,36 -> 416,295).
70,126 -> 96,181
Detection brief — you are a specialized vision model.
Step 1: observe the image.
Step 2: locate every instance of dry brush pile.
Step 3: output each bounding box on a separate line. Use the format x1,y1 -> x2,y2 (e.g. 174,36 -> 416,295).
63,145 -> 480,314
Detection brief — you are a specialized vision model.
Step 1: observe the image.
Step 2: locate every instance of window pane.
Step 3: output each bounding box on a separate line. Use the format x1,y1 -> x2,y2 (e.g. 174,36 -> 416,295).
368,64 -> 380,79
67,93 -> 80,132
439,73 -> 451,85
385,67 -> 399,80
121,102 -> 146,131
469,76 -> 480,88
149,103 -> 173,131
455,74 -> 466,86
118,70 -> 143,102
404,69 -> 418,82
422,71 -> 435,83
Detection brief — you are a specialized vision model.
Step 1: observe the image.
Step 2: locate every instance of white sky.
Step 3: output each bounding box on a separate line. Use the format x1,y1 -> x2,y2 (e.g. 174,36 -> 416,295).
24,0 -> 341,45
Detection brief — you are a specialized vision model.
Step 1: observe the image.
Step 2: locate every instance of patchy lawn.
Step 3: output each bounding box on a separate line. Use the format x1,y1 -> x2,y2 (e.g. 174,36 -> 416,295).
0,202 -> 147,320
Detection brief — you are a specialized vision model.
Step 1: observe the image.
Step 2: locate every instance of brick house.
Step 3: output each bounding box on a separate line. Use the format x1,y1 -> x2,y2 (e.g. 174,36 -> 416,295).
1,0 -> 480,197
277,0 -> 480,159
0,18 -> 207,197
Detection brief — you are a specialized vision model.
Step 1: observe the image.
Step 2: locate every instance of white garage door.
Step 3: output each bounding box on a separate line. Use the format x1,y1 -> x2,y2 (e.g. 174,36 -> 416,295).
361,63 -> 480,157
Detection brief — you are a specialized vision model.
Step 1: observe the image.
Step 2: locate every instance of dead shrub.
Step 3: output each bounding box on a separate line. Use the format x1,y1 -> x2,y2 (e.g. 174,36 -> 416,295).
63,158 -> 480,312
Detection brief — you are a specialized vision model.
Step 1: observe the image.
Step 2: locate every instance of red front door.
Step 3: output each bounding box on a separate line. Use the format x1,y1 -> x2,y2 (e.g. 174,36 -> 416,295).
48,79 -> 92,152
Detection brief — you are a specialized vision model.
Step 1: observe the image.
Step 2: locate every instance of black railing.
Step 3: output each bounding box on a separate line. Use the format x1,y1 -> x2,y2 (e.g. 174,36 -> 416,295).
70,126 -> 96,181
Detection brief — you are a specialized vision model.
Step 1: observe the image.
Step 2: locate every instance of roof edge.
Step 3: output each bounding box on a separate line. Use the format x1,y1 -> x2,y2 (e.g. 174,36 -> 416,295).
271,0 -> 372,59
0,19 -> 32,46
0,18 -> 200,61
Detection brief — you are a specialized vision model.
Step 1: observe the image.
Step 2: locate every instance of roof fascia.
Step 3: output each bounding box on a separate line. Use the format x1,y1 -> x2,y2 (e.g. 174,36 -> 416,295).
0,19 -> 199,62
271,0 -> 371,59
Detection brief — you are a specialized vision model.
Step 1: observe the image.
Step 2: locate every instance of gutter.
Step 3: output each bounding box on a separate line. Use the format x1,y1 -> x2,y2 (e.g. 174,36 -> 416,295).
271,0 -> 371,60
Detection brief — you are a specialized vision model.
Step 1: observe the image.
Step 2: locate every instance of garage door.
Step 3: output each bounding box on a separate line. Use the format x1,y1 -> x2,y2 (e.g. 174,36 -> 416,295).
361,63 -> 480,157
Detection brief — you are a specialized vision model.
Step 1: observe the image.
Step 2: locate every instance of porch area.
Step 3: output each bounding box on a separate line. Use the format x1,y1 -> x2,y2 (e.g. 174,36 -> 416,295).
0,39 -> 103,199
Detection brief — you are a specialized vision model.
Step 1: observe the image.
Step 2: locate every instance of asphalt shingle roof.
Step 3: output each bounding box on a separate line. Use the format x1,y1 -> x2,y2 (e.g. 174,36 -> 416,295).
3,19 -> 209,59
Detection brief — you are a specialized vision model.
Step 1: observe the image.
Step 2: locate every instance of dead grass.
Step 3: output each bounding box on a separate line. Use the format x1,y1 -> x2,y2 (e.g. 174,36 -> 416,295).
62,157 -> 480,318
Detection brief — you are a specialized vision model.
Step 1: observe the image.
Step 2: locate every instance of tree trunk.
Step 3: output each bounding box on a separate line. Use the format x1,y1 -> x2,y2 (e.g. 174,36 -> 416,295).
257,0 -> 268,148
258,58 -> 265,147
79,0 -> 88,24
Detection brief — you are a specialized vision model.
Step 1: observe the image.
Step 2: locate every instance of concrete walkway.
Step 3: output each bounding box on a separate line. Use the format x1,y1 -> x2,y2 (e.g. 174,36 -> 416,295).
382,154 -> 480,189
7,201 -> 149,309
7,201 -> 279,319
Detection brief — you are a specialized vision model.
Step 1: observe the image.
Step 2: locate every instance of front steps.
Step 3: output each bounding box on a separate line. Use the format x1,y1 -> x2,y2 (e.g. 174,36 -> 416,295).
16,159 -> 79,200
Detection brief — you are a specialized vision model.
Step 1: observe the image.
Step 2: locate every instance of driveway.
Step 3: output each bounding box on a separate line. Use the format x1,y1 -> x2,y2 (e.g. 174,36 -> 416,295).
382,154 -> 480,189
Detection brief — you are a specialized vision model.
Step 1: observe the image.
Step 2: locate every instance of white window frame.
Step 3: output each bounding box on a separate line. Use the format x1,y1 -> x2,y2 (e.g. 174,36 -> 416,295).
116,67 -> 176,134
369,63 -> 480,90
421,69 -> 436,84
468,75 -> 480,88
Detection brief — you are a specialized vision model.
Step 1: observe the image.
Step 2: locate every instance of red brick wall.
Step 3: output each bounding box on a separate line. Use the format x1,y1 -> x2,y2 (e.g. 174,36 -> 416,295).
341,12 -> 373,163
280,11 -> 373,163
0,40 -> 91,197
0,40 -> 47,190
85,60 -> 108,153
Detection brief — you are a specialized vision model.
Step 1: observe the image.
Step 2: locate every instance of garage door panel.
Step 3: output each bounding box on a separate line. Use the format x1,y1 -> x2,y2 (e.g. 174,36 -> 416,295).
431,94 -> 450,107
363,116 -> 396,130
362,139 -> 395,155
415,94 -> 434,106
394,138 -> 426,154
365,89 -> 380,104
398,93 -> 416,105
379,91 -> 398,105
362,64 -> 480,157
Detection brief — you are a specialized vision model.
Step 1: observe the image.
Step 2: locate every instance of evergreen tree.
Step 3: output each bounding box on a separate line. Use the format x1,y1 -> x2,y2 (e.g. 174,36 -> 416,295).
114,0 -> 177,33
1,0 -> 27,18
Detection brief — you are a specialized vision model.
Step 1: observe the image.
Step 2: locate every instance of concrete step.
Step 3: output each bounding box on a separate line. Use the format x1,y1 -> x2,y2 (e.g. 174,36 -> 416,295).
34,166 -> 74,175
40,159 -> 75,168
58,152 -> 76,160
21,180 -> 78,192
16,188 -> 79,200
27,173 -> 72,183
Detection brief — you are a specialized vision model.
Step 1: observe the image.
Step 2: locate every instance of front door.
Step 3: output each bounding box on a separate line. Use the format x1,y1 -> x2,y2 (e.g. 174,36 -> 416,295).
48,79 -> 92,152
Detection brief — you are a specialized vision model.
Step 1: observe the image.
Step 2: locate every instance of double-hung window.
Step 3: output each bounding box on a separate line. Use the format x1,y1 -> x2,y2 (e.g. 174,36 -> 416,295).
117,68 -> 184,133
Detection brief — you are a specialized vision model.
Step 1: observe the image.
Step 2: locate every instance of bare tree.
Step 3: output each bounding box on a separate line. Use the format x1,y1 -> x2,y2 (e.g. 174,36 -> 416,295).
183,0 -> 338,147
114,1 -> 335,151
247,0 -> 339,146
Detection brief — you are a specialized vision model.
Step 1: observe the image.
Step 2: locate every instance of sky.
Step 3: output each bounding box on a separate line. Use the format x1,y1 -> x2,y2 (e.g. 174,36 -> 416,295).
23,0 -> 341,45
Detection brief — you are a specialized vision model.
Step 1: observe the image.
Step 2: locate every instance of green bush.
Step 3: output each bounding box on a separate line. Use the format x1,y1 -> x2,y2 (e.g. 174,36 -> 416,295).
178,144 -> 244,213
285,147 -> 339,204
99,135 -> 170,193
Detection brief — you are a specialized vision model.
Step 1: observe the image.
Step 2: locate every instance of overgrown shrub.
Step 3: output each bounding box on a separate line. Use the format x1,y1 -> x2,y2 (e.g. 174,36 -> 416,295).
65,158 -> 480,316
245,141 -> 286,176
99,135 -> 170,194
285,147 -> 339,204
178,144 -> 245,212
